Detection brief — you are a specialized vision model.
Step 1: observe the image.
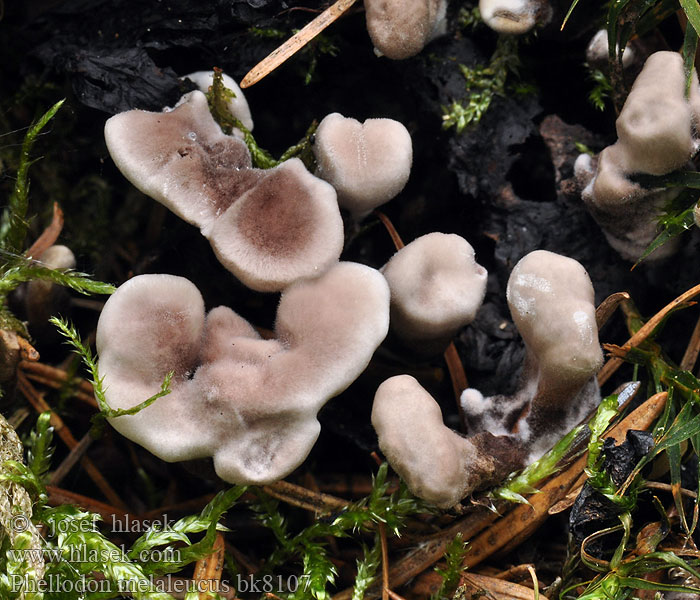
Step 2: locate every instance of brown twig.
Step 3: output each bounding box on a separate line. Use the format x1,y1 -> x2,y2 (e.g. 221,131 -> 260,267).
598,283 -> 700,386
595,291 -> 631,329
20,360 -> 98,408
262,480 -> 349,515
49,431 -> 94,486
46,485 -> 127,522
240,0 -> 359,88
26,202 -> 64,259
644,481 -> 698,499
379,522 -> 390,600
17,336 -> 39,362
444,341 -> 468,407
194,532 -> 226,600
17,370 -> 128,511
374,210 -> 404,250
681,312 -> 700,371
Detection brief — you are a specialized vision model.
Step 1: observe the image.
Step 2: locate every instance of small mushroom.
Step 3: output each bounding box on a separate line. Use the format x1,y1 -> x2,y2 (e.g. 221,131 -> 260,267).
105,91 -> 343,291
575,51 -> 700,260
462,250 -> 602,461
364,0 -> 448,60
313,112 -> 413,218
97,262 -> 390,484
479,0 -> 551,34
183,70 -> 254,134
372,375 -> 521,507
380,233 -> 487,351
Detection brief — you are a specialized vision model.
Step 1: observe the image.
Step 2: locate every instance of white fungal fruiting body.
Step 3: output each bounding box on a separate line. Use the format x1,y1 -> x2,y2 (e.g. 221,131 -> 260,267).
585,30 -> 635,68
372,375 -> 478,508
364,0 -> 447,60
184,70 -> 254,133
577,51 -> 700,260
313,113 -> 413,218
506,250 -> 602,393
372,251 -> 603,507
97,262 -> 390,484
381,233 -> 487,347
104,91 -> 343,291
479,0 -> 550,34
463,250 -> 602,461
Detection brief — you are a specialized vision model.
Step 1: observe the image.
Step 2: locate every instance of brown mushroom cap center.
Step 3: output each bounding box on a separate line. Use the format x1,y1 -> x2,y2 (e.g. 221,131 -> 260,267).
234,168 -> 317,256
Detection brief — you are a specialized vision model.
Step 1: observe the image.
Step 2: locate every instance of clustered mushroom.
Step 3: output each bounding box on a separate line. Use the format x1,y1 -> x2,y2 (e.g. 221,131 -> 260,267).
97,262 -> 390,484
101,69 -> 603,505
575,51 -> 700,260
372,250 -> 603,506
104,90 -> 343,292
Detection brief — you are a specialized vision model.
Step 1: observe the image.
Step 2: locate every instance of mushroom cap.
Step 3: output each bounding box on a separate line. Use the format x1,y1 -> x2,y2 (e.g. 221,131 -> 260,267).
313,113 -> 413,217
615,52 -> 698,175
183,70 -> 254,133
381,233 -> 487,344
105,91 -> 344,292
97,262 -> 390,484
372,375 -> 476,507
585,30 -> 636,69
206,158 -> 343,292
577,51 -> 700,261
506,250 -> 602,394
479,0 -> 536,33
364,0 -> 447,60
105,90 -> 255,229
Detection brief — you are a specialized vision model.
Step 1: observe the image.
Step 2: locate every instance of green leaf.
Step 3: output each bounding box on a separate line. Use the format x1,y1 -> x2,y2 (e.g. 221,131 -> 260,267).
680,0 -> 700,38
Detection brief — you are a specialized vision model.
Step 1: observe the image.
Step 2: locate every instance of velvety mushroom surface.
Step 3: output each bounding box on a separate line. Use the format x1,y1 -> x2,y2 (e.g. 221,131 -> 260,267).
372,375 -> 522,508
381,233 -> 487,350
462,250 -> 603,462
313,112 -> 413,218
105,91 -> 343,291
576,51 -> 700,260
478,0 -> 550,34
364,0 -> 447,59
97,262 -> 390,484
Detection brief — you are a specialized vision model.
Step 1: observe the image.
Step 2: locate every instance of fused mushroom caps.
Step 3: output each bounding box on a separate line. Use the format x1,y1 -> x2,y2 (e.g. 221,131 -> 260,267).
479,0 -> 551,34
97,262 -> 390,484
462,250 -> 603,462
364,0 -> 447,60
105,91 -> 343,291
313,113 -> 413,217
381,233 -> 487,346
577,52 -> 700,260
183,70 -> 254,133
